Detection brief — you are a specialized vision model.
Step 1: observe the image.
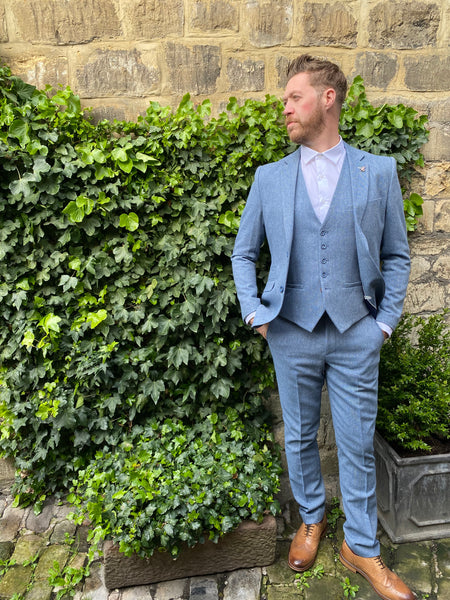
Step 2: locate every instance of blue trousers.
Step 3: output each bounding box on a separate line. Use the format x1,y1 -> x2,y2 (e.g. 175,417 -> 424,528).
267,313 -> 385,557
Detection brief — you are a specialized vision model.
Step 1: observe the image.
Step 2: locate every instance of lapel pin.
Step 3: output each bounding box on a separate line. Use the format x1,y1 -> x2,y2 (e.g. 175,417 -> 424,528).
359,166 -> 366,172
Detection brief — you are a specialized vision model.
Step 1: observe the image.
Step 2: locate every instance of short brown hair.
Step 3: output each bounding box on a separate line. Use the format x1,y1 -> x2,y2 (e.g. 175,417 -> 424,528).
286,54 -> 348,107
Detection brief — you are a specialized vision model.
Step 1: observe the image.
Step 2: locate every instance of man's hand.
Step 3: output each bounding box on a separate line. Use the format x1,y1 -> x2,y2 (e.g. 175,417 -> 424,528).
249,317 -> 269,340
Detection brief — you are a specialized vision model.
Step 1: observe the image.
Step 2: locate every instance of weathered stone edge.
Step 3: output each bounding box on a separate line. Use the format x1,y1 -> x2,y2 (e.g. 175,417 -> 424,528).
104,514 -> 277,590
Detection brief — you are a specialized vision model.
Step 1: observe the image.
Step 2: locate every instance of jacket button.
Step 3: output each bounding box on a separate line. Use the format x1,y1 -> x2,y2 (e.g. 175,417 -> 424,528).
280,286 -> 284,293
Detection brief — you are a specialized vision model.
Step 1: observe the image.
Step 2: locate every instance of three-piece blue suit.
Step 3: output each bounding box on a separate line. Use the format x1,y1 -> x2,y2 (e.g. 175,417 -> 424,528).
231,142 -> 410,557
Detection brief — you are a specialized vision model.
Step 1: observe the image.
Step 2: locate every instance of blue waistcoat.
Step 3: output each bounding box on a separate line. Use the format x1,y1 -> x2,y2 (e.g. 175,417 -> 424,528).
279,156 -> 369,333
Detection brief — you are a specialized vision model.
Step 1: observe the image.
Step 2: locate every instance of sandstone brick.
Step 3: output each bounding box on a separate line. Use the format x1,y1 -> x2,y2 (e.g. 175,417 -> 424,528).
165,43 -> 220,94
227,57 -> 265,91
415,200 -> 434,234
302,2 -> 358,48
6,55 -> 69,91
244,0 -> 293,48
404,280 -> 446,312
409,234 -> 449,256
0,4 -> 8,42
189,0 -> 239,33
12,0 -> 121,45
404,55 -> 450,91
432,254 -> 450,280
368,1 -> 440,49
424,162 -> 450,198
422,126 -> 450,162
130,0 -> 184,39
353,52 -> 398,88
428,97 -> 450,123
275,55 -> 291,89
76,49 -> 160,98
435,199 -> 450,233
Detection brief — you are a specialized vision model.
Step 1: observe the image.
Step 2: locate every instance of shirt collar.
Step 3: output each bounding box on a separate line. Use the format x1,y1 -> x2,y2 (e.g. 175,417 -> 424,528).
301,136 -> 345,166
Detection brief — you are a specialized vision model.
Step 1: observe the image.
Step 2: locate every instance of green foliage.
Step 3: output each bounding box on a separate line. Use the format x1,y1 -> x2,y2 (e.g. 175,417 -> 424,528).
341,576 -> 359,598
295,563 -> 325,591
67,410 -> 281,557
340,75 -> 429,230
326,496 -> 344,536
0,65 -> 430,556
377,310 -> 450,453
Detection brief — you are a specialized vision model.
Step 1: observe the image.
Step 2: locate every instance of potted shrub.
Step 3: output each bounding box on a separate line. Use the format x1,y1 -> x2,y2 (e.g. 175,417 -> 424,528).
375,310 -> 450,542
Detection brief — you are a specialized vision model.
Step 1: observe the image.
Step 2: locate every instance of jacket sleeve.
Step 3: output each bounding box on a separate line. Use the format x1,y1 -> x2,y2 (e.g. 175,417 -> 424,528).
231,168 -> 266,322
376,158 -> 411,330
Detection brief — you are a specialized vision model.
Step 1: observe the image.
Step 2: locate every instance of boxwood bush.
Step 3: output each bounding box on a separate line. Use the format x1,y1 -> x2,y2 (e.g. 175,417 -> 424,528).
0,65 -> 428,556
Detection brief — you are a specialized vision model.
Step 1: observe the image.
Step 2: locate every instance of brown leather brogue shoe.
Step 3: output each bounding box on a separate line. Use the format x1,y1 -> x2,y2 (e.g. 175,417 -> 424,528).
288,514 -> 327,572
339,540 -> 415,600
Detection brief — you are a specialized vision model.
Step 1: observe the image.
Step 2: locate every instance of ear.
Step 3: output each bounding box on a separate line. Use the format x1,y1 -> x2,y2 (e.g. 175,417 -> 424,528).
322,87 -> 336,110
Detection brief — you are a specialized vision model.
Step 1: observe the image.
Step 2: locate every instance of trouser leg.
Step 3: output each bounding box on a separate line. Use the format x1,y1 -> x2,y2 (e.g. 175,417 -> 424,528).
325,314 -> 384,557
267,316 -> 327,524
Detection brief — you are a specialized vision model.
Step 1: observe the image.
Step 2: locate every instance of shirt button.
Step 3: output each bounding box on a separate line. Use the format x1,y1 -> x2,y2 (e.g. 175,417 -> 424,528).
321,258 -> 327,264
321,272 -> 327,278
321,243 -> 327,249
320,230 -> 327,236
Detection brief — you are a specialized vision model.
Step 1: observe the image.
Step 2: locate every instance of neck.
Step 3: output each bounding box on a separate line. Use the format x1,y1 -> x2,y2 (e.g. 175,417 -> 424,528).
304,130 -> 341,153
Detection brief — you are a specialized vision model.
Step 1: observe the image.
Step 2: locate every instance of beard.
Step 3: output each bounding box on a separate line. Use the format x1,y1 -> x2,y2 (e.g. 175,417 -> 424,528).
286,103 -> 326,146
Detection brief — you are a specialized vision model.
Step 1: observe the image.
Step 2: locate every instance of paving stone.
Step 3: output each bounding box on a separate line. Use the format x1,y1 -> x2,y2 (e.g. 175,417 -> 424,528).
0,541 -> 13,561
153,578 -> 187,599
25,501 -> 55,533
0,564 -> 33,599
303,574 -> 344,599
393,542 -> 432,594
189,576 -> 219,599
34,544 -> 71,581
81,561 -> 109,600
24,579 -> 53,600
0,504 -> 24,541
223,568 -> 261,600
50,518 -> 77,544
11,533 -> 45,563
266,585 -> 302,600
121,585 -> 154,599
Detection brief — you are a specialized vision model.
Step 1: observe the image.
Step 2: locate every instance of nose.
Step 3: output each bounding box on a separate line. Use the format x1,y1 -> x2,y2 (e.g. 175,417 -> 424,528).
283,101 -> 293,116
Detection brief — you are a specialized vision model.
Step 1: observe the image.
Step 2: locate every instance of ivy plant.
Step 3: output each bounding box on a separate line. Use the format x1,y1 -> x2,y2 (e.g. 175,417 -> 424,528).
0,65 -> 429,556
340,75 -> 429,231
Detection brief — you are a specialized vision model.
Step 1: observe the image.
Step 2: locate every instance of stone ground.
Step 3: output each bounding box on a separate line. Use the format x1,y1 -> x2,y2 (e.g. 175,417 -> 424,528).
0,481 -> 449,600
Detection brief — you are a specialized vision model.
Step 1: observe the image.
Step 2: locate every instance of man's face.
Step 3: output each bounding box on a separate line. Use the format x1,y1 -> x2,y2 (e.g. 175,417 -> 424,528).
282,72 -> 326,147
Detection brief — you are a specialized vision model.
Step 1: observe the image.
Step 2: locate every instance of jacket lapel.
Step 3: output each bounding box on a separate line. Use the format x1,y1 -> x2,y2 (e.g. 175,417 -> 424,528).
280,147 -> 301,249
345,143 -> 369,223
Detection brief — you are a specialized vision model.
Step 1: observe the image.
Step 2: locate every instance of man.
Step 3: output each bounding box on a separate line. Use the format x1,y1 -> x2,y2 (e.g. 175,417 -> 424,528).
231,55 -> 414,600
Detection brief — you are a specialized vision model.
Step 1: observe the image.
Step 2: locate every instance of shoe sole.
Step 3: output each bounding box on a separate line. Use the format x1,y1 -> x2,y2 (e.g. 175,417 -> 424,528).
288,527 -> 327,573
339,551 -> 391,600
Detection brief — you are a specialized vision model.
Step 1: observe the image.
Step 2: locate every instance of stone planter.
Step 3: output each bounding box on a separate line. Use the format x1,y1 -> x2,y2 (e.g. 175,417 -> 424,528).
374,431 -> 450,543
103,514 -> 277,590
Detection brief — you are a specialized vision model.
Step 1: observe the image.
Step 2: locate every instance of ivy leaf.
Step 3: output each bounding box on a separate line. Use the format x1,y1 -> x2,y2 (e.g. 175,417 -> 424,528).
86,309 -> 108,329
119,213 -> 139,232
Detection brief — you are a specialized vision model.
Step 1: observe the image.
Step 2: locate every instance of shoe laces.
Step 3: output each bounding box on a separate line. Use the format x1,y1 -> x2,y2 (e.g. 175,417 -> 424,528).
305,524 -> 316,538
375,555 -> 387,570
